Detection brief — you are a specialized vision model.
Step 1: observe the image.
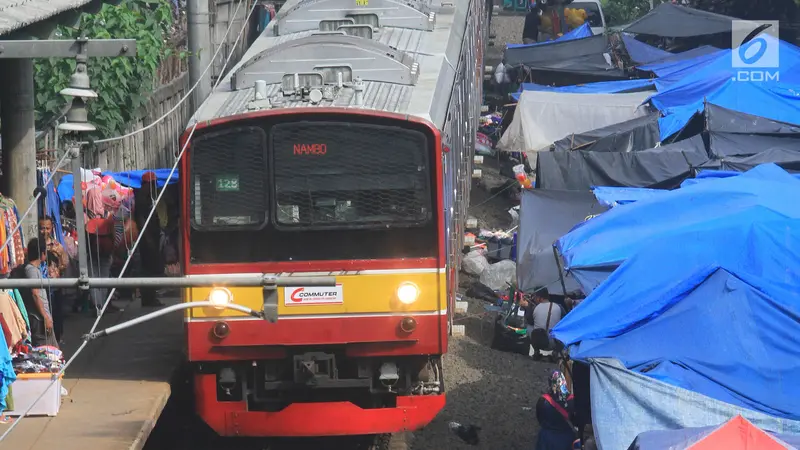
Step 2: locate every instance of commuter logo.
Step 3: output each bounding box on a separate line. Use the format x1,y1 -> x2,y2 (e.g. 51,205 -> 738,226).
732,20 -> 779,82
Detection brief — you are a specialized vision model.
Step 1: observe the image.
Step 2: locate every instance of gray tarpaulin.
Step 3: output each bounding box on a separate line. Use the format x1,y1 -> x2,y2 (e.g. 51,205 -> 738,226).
706,104 -> 800,134
497,90 -> 652,155
517,189 -> 607,295
551,113 -> 661,153
622,3 -> 735,38
700,103 -> 800,166
700,147 -> 800,172
708,133 -> 800,158
589,358 -> 800,450
535,135 -> 710,190
504,34 -> 609,67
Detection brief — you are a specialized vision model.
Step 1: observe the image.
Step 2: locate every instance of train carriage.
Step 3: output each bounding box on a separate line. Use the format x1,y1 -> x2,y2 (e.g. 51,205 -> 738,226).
180,0 -> 487,439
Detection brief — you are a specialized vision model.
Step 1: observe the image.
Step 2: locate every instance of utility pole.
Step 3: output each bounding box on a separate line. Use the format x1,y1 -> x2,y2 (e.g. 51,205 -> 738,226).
0,38 -> 137,241
188,0 -> 213,110
0,37 -> 337,336
0,58 -> 35,241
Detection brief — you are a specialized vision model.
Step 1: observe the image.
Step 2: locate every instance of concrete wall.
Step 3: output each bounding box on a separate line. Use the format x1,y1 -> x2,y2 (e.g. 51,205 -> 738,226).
209,0 -> 251,84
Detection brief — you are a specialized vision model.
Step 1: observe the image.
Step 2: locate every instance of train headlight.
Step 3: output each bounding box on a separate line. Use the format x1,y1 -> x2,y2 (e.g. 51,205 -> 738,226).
208,287 -> 233,309
397,282 -> 420,305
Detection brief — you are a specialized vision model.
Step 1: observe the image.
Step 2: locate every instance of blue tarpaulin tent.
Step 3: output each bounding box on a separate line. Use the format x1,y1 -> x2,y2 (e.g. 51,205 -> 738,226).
555,219 -> 800,444
591,186 -> 666,207
103,169 -> 179,189
647,37 -> 800,139
589,358 -> 800,450
655,80 -> 800,140
682,169 -> 800,187
507,22 -> 592,49
556,164 -> 800,292
57,169 -> 179,205
634,45 -> 720,72
553,165 -> 800,423
622,34 -> 672,64
512,78 -> 655,100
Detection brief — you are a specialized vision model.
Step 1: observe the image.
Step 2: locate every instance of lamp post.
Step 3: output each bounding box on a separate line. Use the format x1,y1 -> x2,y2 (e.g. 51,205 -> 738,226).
58,39 -> 98,294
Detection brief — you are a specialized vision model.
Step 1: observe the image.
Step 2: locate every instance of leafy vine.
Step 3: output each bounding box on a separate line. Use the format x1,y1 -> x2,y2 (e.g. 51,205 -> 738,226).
34,0 -> 180,138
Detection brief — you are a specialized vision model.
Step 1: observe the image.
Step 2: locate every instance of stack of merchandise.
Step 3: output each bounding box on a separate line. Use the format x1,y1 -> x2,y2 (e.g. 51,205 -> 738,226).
564,7 -> 587,29
78,170 -> 134,216
478,112 -> 504,149
11,345 -> 65,374
476,229 -> 517,262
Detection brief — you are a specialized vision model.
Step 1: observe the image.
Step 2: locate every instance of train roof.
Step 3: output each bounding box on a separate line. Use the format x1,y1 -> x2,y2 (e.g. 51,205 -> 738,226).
189,0 -> 470,129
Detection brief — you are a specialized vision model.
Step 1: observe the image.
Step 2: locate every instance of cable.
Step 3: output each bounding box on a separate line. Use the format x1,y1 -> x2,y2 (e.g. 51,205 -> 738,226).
469,181 -> 517,210
88,0 -> 250,145
92,0 -> 256,332
0,0 -> 257,439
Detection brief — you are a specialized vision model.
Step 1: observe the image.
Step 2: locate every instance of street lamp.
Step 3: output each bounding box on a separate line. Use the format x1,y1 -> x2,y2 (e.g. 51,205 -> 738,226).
58,43 -> 98,133
57,41 -> 98,294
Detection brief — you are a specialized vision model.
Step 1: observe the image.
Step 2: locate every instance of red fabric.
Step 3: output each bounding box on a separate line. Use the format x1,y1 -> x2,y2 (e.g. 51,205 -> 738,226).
551,10 -> 561,35
543,393 -> 574,423
86,217 -> 115,255
689,416 -> 788,450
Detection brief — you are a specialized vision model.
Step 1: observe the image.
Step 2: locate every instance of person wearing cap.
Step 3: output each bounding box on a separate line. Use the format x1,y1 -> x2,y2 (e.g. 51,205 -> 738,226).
134,171 -> 165,307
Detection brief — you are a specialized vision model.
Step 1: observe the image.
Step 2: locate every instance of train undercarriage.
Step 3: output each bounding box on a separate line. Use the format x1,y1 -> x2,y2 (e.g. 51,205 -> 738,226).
191,351 -> 445,441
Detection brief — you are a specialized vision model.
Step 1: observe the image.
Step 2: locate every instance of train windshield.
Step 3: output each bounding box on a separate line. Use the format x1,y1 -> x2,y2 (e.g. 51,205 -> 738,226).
191,126 -> 268,230
271,122 -> 431,229
187,118 -> 438,264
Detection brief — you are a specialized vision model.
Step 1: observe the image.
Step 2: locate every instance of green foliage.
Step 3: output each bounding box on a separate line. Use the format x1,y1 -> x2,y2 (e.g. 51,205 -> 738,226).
34,0 -> 175,138
688,0 -> 798,21
601,0 -> 655,26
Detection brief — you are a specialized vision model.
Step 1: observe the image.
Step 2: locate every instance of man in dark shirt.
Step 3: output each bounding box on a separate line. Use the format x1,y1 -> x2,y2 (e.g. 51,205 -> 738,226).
522,7 -> 540,44
135,172 -> 165,307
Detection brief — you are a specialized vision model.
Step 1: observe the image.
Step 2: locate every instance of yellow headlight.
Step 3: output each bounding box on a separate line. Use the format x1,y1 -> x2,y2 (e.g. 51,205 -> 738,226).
397,282 -> 420,305
208,287 -> 233,309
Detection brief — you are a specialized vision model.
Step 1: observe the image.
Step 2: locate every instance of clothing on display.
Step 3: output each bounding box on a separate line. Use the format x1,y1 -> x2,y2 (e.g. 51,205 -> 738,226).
11,344 -> 64,374
0,196 -> 25,275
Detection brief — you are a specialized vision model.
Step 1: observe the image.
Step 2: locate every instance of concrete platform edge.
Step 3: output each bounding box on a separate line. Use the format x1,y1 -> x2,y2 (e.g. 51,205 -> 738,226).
129,385 -> 172,450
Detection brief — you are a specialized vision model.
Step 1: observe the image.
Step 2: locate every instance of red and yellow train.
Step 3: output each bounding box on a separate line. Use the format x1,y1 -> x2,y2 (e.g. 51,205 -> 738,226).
179,0 -> 487,441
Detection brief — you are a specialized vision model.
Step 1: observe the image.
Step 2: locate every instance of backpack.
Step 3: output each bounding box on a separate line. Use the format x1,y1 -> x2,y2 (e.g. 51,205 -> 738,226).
86,217 -> 115,257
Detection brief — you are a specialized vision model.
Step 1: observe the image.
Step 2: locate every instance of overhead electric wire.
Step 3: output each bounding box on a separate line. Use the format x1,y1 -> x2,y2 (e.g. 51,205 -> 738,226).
88,3 -> 252,146
0,0 -> 257,439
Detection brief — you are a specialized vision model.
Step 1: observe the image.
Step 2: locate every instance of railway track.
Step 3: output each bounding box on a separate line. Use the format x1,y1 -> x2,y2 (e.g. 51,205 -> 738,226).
143,370 -> 412,450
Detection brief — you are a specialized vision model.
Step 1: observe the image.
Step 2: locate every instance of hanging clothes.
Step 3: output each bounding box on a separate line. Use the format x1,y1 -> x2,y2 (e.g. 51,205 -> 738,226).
85,187 -> 105,221
0,292 -> 26,348
0,217 -> 7,276
37,169 -> 66,247
4,290 -> 28,333
11,205 -> 24,265
0,329 -> 16,411
0,197 -> 26,275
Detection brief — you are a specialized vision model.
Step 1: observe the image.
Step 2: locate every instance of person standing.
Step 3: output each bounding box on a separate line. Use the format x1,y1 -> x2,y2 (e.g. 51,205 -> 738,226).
135,172 -> 165,307
39,216 -> 68,343
535,370 -> 578,450
86,209 -> 119,315
10,238 -> 55,347
523,3 -> 540,44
